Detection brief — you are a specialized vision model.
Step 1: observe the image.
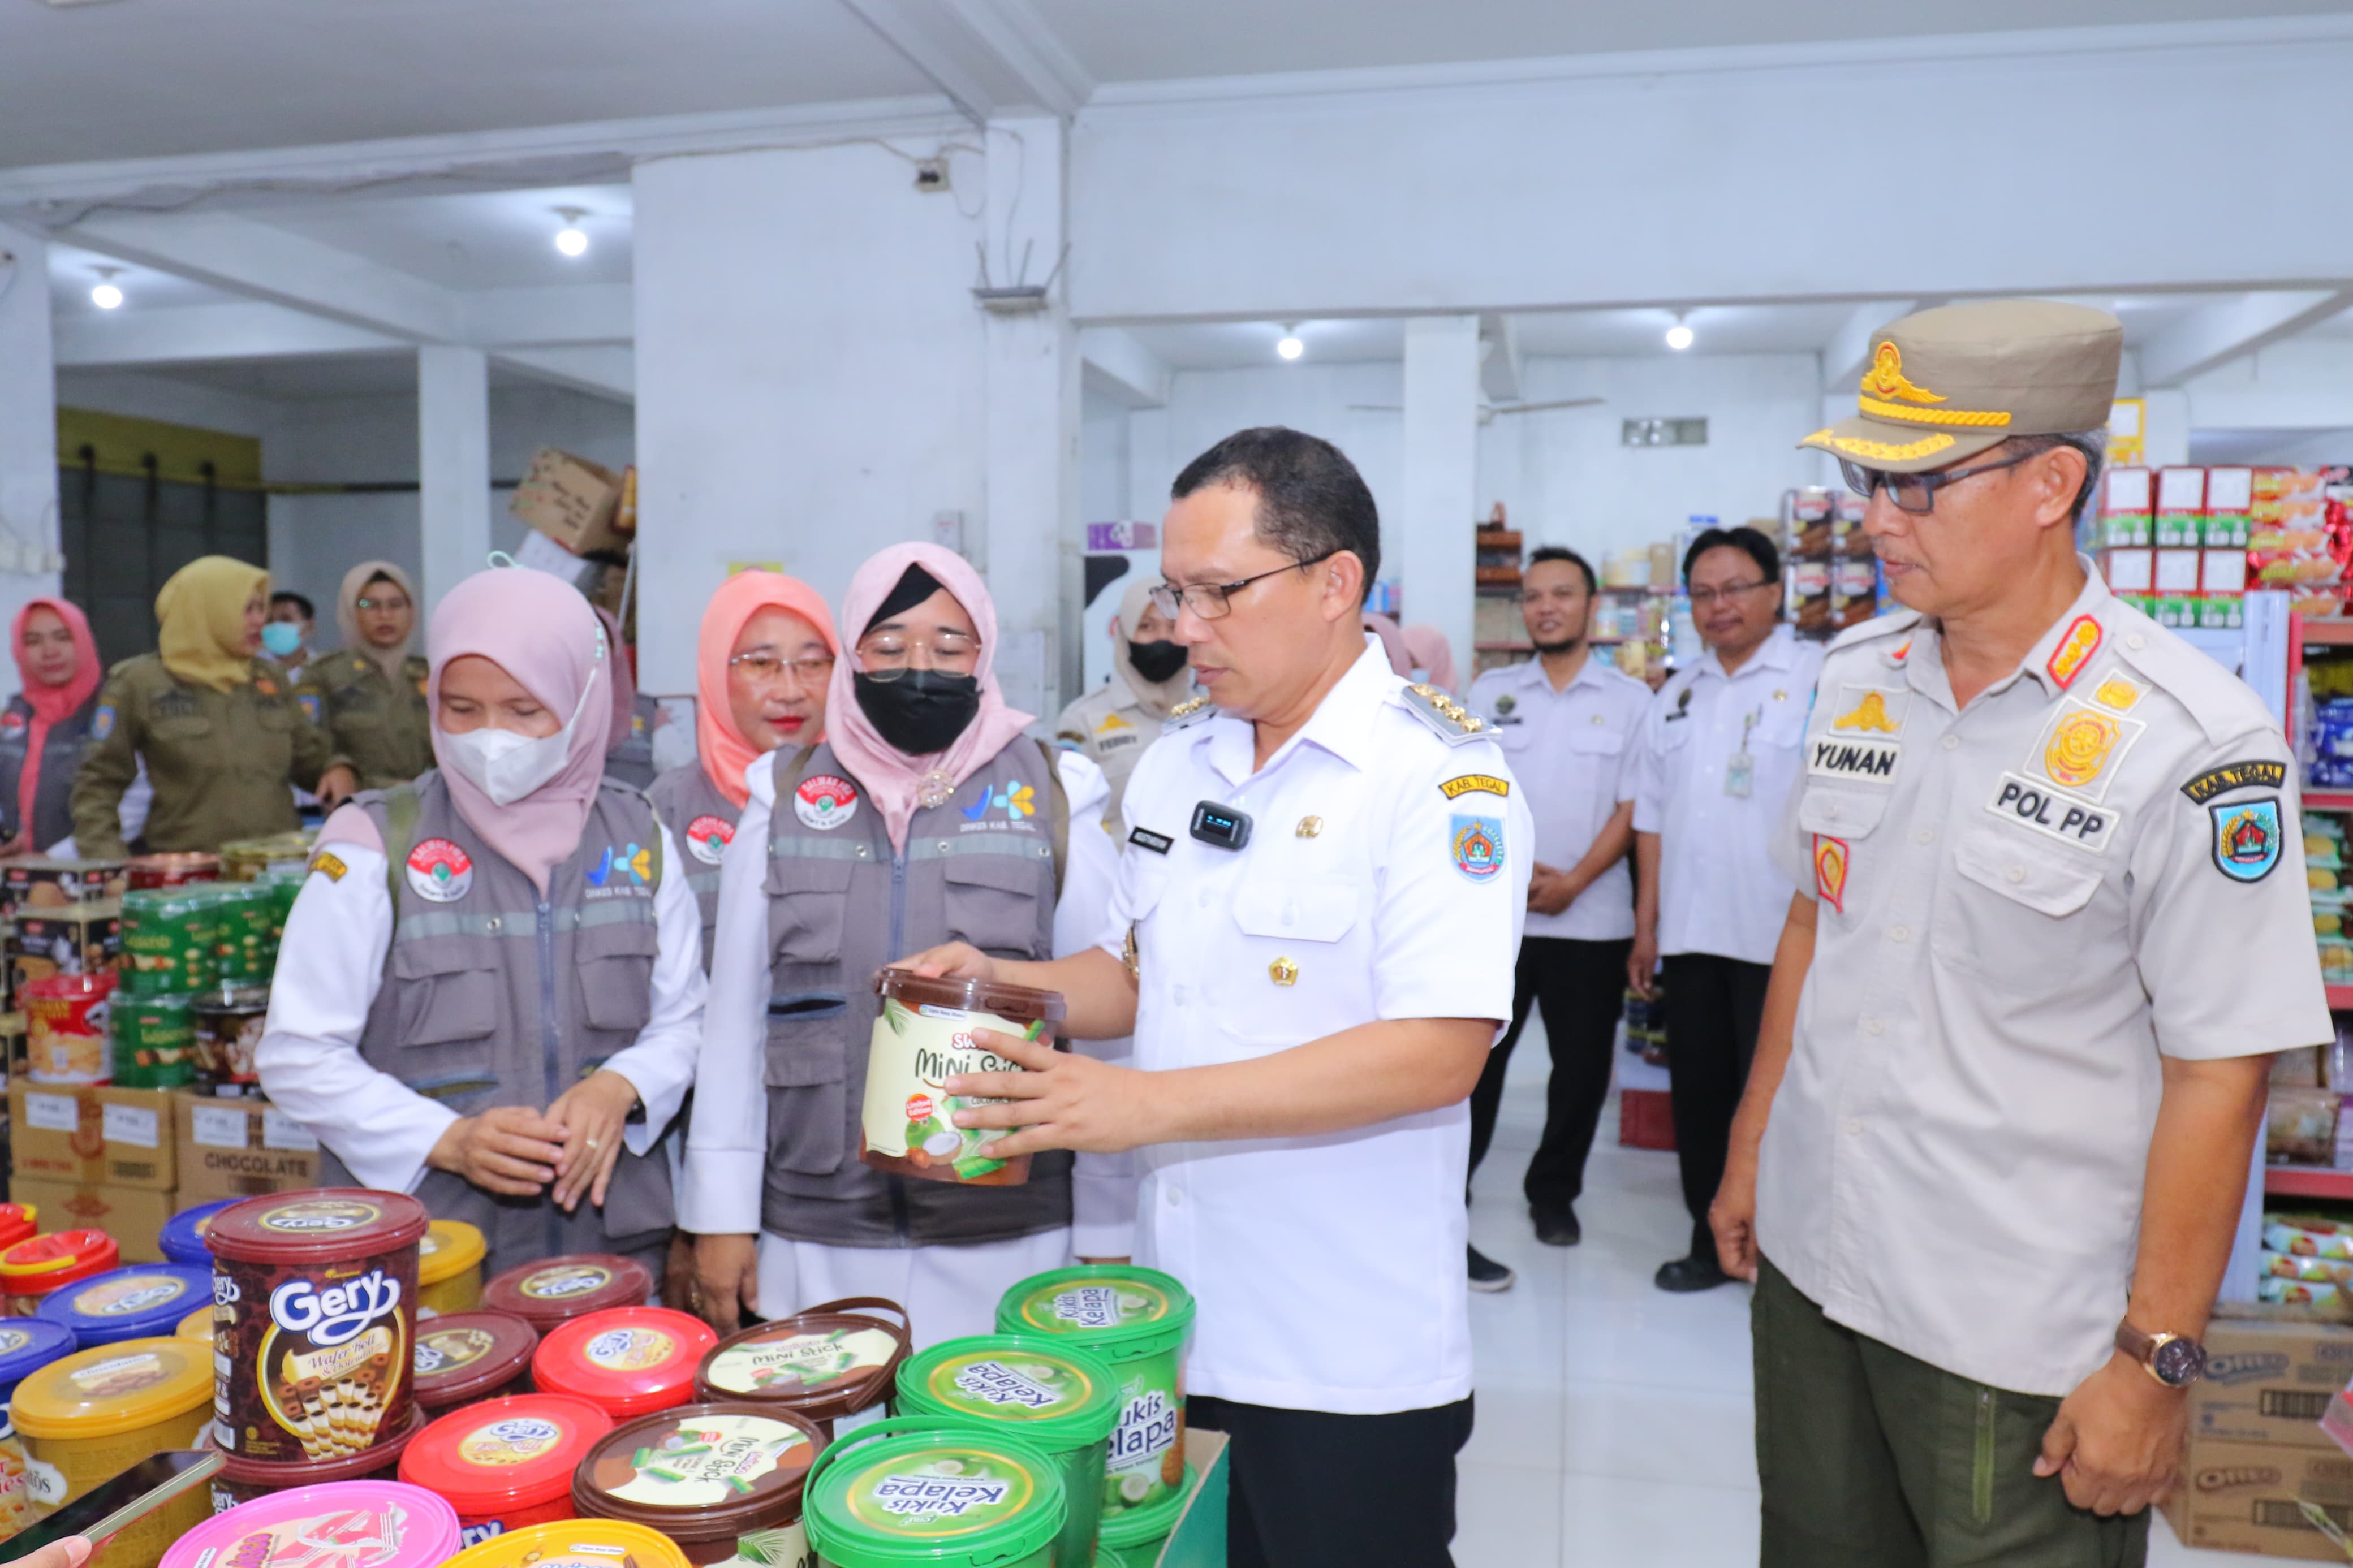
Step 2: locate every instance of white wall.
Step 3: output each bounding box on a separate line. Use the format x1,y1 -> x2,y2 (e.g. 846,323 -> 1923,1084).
52,368 -> 274,440
0,225 -> 61,703
1080,385 -> 1131,523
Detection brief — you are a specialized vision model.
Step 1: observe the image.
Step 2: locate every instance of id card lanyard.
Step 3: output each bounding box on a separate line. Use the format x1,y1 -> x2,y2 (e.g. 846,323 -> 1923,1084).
1724,708 -> 1759,798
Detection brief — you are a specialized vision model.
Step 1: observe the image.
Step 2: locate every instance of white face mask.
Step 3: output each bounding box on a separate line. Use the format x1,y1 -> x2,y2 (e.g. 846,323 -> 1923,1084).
439,653 -> 601,807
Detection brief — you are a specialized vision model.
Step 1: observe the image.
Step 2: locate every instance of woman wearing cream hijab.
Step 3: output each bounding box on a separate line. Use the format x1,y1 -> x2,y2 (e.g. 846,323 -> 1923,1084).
295,561 -> 433,789
70,555 -> 355,856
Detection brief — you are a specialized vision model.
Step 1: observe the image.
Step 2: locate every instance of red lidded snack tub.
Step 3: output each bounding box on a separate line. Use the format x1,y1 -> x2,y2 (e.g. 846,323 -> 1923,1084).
397,1392 -> 614,1541
531,1306 -> 716,1421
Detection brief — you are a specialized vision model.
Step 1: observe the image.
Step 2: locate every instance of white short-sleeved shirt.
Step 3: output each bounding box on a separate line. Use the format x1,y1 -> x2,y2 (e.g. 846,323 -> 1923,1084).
1757,568 -> 2332,1396
1466,652 -> 1649,942
1097,644 -> 1532,1415
1624,624 -> 1825,964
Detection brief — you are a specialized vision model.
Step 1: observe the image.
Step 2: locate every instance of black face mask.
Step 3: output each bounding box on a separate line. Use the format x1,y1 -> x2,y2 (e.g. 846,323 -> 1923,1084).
1126,638 -> 1188,685
854,669 -> 981,755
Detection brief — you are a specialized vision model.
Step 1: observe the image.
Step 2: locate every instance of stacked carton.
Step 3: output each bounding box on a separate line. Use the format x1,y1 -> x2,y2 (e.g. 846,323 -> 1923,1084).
510,447 -> 636,622
2097,466 -> 2250,629
2165,1306 -> 2353,1558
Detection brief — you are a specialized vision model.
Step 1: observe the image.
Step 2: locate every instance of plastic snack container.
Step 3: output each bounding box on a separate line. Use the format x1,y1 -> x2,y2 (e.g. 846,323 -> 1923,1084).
176,1307 -> 212,1342
1,1231 -> 121,1318
206,1188 -> 428,1463
412,1310 -> 539,1416
481,1253 -> 653,1333
198,1403 -> 430,1511
438,1517 -> 693,1568
35,1264 -> 210,1349
896,1332 -> 1121,1568
0,1205 -> 38,1255
10,1336 -> 214,1509
996,1265 -> 1196,1520
416,1219 -> 488,1316
692,1296 -> 910,1440
23,972 -> 115,1083
863,971 -> 1065,1185
396,1392 -> 614,1543
1095,1462 -> 1196,1563
158,1198 -> 239,1267
532,1306 -> 716,1422
569,1399 -> 824,1565
0,1318 -> 79,1538
159,1479 -> 460,1568
802,1416 -> 1066,1568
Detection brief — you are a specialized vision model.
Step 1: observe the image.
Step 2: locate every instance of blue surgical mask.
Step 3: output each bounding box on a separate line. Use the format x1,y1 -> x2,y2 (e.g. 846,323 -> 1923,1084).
260,623 -> 303,658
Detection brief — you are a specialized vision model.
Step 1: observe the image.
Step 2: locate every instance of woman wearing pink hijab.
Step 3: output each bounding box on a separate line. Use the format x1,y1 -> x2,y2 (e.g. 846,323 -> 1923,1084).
681,543 -> 1121,1345
647,571 -> 839,972
0,597 -> 104,854
259,565 -> 708,1279
1400,623 -> 1459,694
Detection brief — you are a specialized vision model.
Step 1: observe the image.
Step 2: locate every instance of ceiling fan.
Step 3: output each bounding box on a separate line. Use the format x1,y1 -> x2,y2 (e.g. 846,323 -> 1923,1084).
1348,396 -> 1604,425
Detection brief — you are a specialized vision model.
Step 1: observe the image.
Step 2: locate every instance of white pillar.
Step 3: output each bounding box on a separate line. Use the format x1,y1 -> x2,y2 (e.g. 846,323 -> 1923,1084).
982,115 -> 1079,724
417,345 -> 490,614
0,225 -> 61,701
1400,316 -> 1480,681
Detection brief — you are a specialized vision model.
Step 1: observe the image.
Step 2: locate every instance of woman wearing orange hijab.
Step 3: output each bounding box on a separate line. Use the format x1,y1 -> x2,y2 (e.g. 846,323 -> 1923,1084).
646,573 -> 839,971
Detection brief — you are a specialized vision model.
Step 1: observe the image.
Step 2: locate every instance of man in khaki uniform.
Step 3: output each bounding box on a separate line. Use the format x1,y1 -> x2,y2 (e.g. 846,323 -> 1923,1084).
295,647 -> 432,789
1055,575 -> 1195,834
72,655 -> 352,856
1711,301 -> 2330,1567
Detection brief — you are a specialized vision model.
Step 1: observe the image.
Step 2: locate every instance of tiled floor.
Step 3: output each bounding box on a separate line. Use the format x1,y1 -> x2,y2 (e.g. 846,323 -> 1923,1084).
1455,1026 -> 2272,1567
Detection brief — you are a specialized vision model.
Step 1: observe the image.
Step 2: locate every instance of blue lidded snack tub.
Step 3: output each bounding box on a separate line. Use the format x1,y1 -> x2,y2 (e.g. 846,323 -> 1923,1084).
35,1265 -> 214,1349
159,1198 -> 240,1268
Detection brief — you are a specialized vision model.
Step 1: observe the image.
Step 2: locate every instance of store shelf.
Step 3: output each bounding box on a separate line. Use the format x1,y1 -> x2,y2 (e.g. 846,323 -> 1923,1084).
2266,1167 -> 2353,1202
2309,792 -> 2353,812
2303,620 -> 2353,647
2332,986 -> 2353,1010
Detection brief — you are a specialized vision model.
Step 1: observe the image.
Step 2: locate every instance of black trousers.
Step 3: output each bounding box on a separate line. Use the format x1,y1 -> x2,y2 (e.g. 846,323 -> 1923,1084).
1465,934 -> 1634,1212
1661,951 -> 1773,1253
1190,1394 -> 1475,1568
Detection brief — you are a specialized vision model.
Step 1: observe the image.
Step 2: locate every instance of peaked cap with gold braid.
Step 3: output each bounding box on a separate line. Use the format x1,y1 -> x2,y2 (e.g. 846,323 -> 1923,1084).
1798,299 -> 2123,474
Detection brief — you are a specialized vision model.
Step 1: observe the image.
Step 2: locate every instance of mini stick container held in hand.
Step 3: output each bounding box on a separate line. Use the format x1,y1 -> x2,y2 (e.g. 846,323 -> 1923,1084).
205,1188 -> 428,1465
861,971 -> 1065,1186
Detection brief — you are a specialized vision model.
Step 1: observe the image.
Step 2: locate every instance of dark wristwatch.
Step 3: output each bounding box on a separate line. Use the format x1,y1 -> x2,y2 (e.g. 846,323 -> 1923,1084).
2115,1319 -> 2207,1388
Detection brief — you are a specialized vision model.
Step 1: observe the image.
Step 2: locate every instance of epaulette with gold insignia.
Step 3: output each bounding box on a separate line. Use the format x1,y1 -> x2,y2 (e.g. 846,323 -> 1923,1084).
1167,694 -> 1214,729
1402,683 -> 1489,746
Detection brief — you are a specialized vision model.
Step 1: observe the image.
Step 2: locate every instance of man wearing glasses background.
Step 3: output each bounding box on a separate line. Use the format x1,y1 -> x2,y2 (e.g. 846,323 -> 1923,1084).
1623,523 -> 1821,1293
1461,546 -> 1648,1291
893,426 -> 1531,1567
1713,301 -> 2327,1565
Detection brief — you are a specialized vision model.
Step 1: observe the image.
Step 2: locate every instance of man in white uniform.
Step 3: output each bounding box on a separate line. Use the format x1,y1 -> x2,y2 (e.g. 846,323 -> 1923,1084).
1463,546 -> 1647,1282
1625,525 -> 1822,1291
1712,301 -> 2330,1565
899,426 -> 1530,1567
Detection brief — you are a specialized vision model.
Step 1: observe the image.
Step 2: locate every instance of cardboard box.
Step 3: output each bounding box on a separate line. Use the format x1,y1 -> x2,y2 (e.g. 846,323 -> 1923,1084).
4,1180 -> 175,1263
173,1091 -> 320,1201
1143,1427 -> 1228,1568
2163,1436 -> 2353,1561
512,526 -> 606,590
8,1082 -> 177,1190
510,447 -> 630,556
2191,1315 -> 2353,1449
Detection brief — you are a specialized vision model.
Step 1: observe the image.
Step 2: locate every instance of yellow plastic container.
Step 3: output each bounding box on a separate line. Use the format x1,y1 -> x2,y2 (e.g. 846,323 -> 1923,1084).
417,1218 -> 488,1316
437,1518 -> 693,1568
11,1336 -> 212,1561
174,1306 -> 211,1342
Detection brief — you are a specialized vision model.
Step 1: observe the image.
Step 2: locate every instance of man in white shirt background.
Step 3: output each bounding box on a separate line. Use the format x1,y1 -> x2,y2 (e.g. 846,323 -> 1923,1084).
1463,546 -> 1647,1289
1626,525 -> 1822,1292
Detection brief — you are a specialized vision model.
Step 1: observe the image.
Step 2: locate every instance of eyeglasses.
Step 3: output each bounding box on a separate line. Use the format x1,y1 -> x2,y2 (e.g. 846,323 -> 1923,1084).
856,632 -> 979,680
1686,580 -> 1775,607
354,596 -> 410,612
1839,449 -> 2037,515
1148,551 -> 1337,621
729,650 -> 835,688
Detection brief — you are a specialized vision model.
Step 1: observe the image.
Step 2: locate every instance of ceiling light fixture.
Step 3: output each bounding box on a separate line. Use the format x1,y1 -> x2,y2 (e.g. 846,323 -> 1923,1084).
1276,324 -> 1304,361
553,206 -> 589,258
89,265 -> 123,310
1664,314 -> 1694,352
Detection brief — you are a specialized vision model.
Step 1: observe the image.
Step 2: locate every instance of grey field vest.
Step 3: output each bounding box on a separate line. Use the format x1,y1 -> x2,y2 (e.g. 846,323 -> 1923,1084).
760,737 -> 1068,1246
647,762 -> 739,976
0,694 -> 93,850
317,770 -> 673,1275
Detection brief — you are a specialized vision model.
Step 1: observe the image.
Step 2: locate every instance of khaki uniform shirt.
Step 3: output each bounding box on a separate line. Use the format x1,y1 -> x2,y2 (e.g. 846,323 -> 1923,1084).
70,653 -> 346,857
295,649 -> 432,791
1055,677 -> 1171,836
1757,568 -> 2330,1396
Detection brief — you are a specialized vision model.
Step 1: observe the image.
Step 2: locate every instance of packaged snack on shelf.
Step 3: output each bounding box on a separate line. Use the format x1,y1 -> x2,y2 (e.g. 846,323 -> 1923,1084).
2264,1250 -> 2353,1286
2272,1047 -> 2326,1087
2267,1086 -> 2342,1165
2100,467 -> 2153,547
2260,1275 -> 2345,1307
2156,466 -> 2205,547
2265,1215 -> 2353,1259
2,862 -> 124,919
2203,467 -> 2254,548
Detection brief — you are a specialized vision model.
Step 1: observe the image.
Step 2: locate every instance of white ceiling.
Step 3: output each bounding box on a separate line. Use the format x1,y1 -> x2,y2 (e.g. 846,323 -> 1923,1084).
252,185 -> 634,290
45,241 -> 242,316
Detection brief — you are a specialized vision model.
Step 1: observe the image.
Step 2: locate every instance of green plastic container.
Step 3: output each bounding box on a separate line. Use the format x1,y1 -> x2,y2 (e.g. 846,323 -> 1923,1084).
997,1265 -> 1195,1521
1094,1549 -> 1131,1568
803,1415 -> 1065,1568
119,889 -> 219,996
197,883 -> 273,983
110,991 -> 195,1087
1095,1462 -> 1195,1564
896,1333 -> 1119,1568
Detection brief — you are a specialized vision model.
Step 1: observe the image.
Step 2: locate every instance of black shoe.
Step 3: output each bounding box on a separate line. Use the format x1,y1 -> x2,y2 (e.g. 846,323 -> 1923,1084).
1531,1206 -> 1581,1247
1654,1250 -> 1731,1293
1467,1245 -> 1516,1293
